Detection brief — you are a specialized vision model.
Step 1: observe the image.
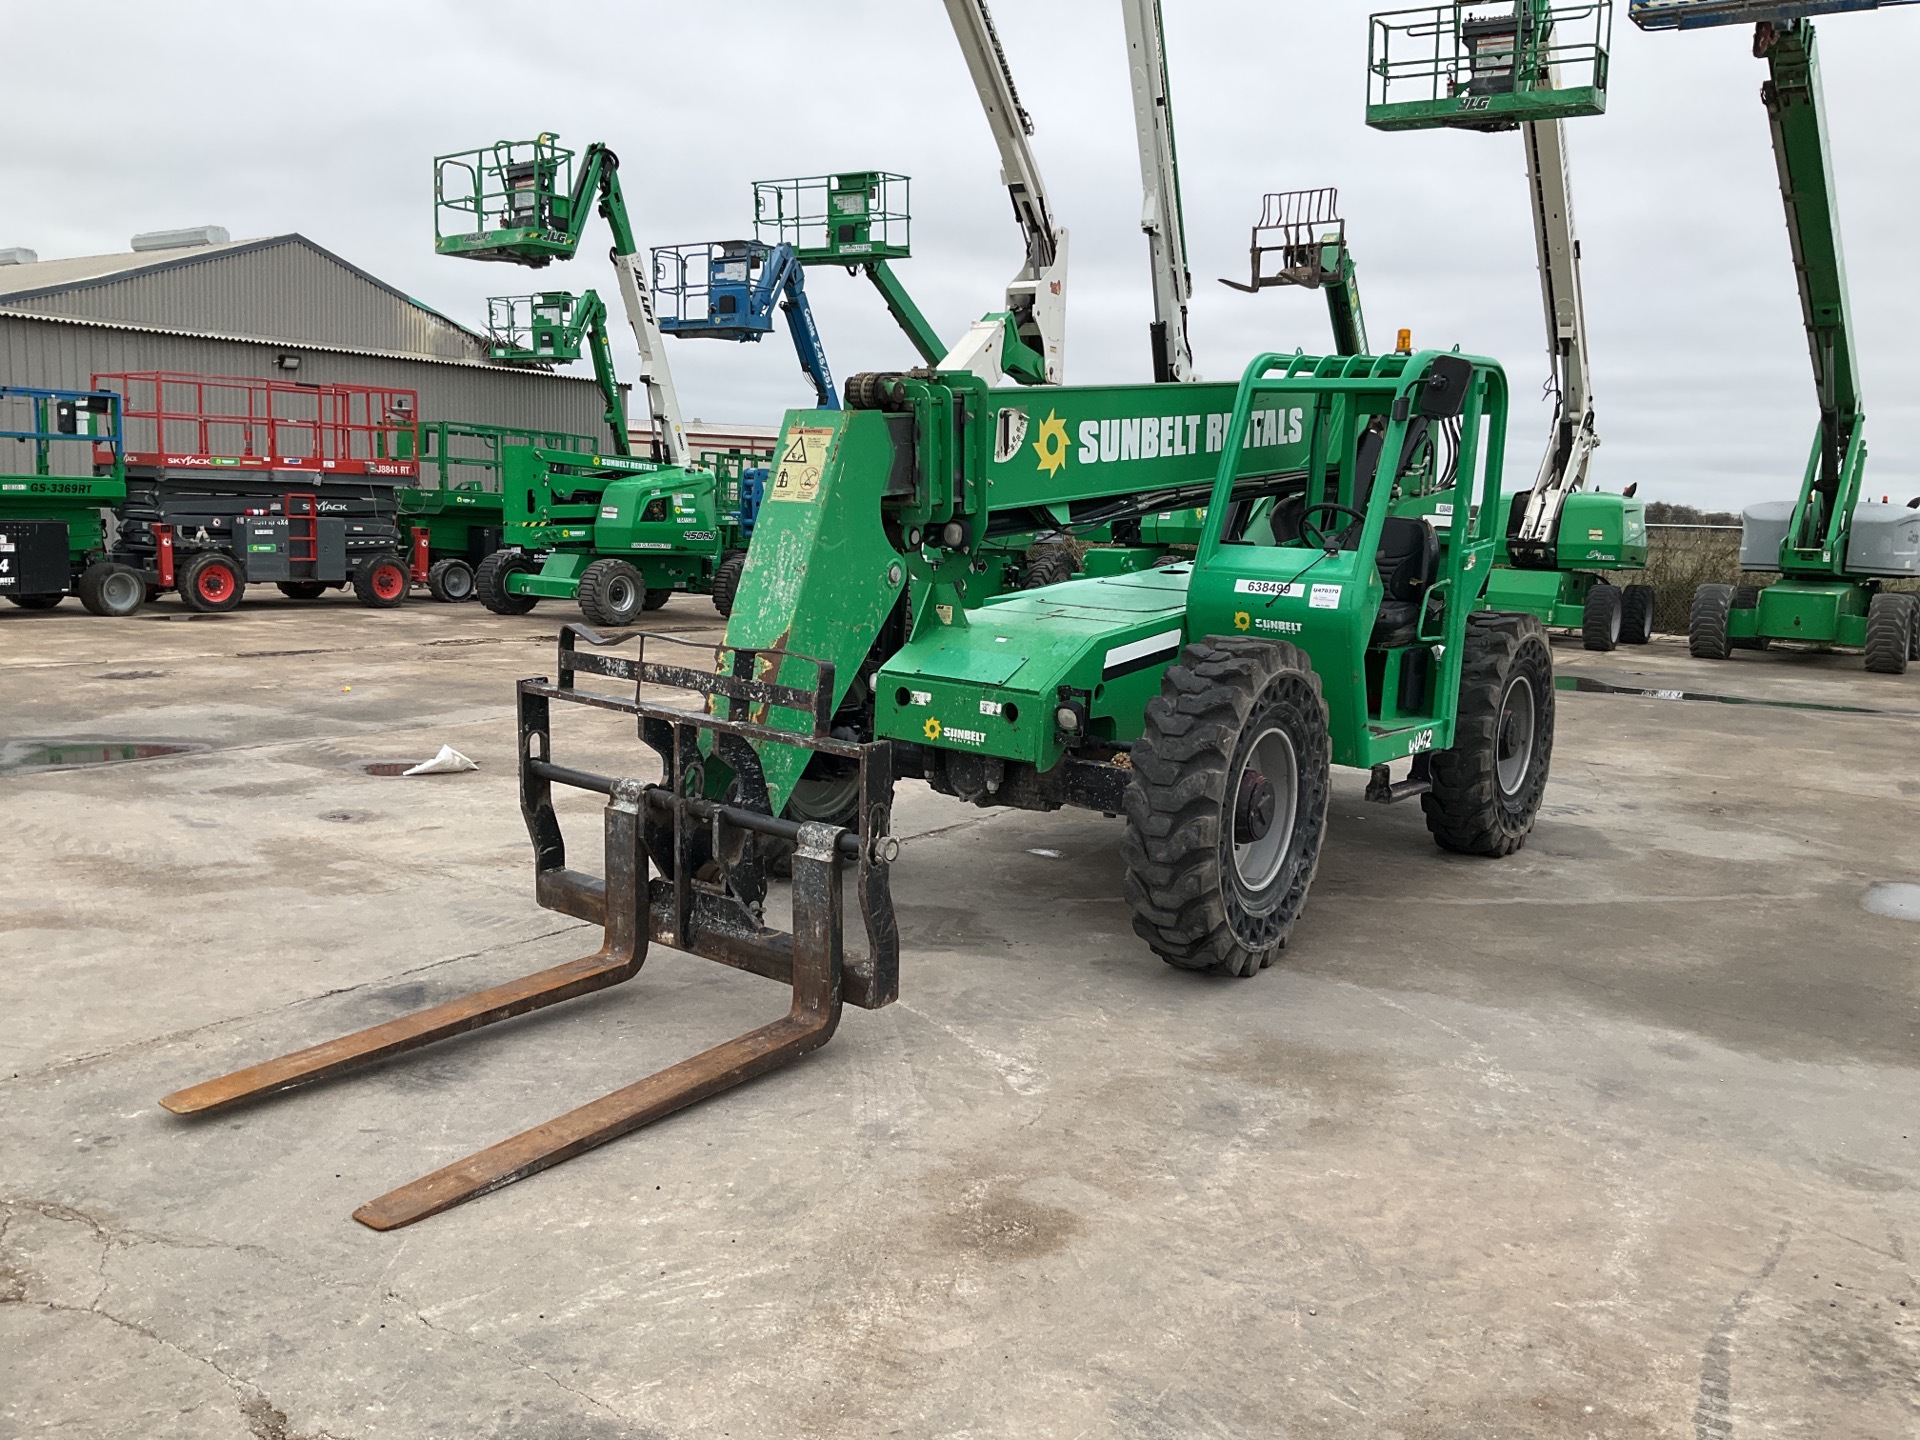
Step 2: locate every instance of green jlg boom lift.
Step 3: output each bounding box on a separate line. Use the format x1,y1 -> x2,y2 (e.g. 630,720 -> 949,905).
160,341 -> 1559,1228
1367,0 -> 1657,651
435,135 -> 750,625
1631,0 -> 1920,673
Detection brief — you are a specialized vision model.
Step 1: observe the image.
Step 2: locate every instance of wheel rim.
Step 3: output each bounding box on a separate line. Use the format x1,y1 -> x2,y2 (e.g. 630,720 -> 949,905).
198,565 -> 234,602
443,566 -> 473,599
1496,675 -> 1537,797
1607,604 -> 1621,643
373,565 -> 404,600
606,574 -> 637,614
1230,725 -> 1299,892
102,571 -> 141,610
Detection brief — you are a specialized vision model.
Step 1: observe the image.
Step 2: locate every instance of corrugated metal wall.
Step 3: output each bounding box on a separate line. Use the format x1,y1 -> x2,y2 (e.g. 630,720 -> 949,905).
0,240 -> 482,360
0,313 -> 617,478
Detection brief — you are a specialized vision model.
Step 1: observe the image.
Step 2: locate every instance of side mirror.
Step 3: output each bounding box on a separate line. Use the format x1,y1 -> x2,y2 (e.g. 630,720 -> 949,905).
1417,355 -> 1475,420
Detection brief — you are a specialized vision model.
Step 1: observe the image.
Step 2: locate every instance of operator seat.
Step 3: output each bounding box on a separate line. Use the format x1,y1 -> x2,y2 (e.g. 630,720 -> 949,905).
1370,516 -> 1439,647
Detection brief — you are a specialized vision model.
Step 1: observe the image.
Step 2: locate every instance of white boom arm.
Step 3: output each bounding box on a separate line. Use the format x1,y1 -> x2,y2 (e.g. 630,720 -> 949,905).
940,0 -> 1069,383
611,249 -> 690,468
1120,0 -> 1194,382
1511,116 -> 1597,561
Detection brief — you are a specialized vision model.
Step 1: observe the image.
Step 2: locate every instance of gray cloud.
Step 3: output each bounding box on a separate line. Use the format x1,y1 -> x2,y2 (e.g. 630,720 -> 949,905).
4,0 -> 1915,510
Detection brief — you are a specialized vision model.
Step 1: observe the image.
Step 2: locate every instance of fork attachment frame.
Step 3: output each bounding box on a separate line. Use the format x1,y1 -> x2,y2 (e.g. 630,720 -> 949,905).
161,625 -> 899,1230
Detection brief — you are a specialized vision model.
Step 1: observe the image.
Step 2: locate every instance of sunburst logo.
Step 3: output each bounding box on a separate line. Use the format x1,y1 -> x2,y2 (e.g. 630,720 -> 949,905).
923,717 -> 942,741
1031,409 -> 1069,476
1233,610 -> 1251,631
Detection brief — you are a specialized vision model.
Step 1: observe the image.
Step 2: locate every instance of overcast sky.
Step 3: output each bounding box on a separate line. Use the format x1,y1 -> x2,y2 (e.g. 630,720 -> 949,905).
6,1 -> 1917,511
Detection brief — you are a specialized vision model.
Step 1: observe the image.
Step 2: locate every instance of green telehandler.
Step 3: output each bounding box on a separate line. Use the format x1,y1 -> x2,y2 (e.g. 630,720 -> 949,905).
162,343 -> 1557,1228
1631,0 -> 1920,672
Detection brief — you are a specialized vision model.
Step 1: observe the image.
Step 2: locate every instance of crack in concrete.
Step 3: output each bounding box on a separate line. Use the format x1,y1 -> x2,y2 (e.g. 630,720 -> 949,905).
399,1288 -> 635,1426
1692,1220 -> 1793,1440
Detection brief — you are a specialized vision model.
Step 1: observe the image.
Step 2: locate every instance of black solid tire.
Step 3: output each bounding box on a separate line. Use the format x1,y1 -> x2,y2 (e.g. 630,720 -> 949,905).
1906,594 -> 1920,663
642,587 -> 673,611
1581,582 -> 1622,652
1729,582 -> 1771,650
711,551 -> 747,618
277,581 -> 329,600
1689,583 -> 1734,660
1025,550 -> 1076,589
178,552 -> 245,614
1620,583 -> 1655,645
1122,637 -> 1332,977
425,557 -> 475,603
577,557 -> 645,627
79,562 -> 143,617
1863,591 -> 1911,675
1422,613 -> 1555,857
8,593 -> 64,610
475,550 -> 538,615
353,554 -> 409,609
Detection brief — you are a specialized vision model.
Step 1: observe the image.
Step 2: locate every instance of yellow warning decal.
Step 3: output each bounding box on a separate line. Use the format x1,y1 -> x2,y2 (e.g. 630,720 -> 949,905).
769,425 -> 833,503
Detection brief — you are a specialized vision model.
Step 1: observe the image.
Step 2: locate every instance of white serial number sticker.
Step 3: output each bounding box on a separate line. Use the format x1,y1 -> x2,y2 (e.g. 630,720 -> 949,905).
1309,584 -> 1343,609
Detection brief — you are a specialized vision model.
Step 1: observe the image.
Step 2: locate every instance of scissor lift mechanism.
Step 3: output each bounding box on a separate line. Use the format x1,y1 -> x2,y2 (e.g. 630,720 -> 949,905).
163,627 -> 899,1229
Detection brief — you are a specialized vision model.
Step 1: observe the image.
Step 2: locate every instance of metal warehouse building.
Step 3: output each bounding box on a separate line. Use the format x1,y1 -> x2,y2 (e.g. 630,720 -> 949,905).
0,229 -> 614,470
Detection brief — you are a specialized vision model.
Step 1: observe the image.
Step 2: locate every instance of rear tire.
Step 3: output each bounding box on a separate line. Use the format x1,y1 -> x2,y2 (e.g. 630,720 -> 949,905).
1619,583 -> 1655,645
1863,591 -> 1912,675
1581,582 -> 1622,651
1729,583 -> 1770,650
352,554 -> 409,609
1689,583 -> 1733,660
711,551 -> 747,618
276,581 -> 328,601
475,550 -> 538,615
577,558 -> 645,628
79,562 -> 144,617
1422,614 -> 1554,857
425,557 -> 475,603
7,593 -> 64,610
178,552 -> 245,614
642,587 -> 673,611
1122,638 -> 1331,977
1906,595 -> 1920,662
1025,550 -> 1076,589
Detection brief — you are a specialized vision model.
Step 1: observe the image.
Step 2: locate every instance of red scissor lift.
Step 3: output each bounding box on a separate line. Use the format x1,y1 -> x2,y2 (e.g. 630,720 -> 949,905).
90,372 -> 424,612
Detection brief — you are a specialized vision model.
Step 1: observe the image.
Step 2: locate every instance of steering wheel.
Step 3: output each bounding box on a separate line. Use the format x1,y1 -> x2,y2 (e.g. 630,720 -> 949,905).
1298,502 -> 1366,550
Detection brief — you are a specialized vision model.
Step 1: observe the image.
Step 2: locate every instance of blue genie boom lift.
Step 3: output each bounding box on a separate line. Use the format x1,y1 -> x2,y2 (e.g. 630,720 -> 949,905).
653,238 -> 839,409
1631,0 -> 1920,672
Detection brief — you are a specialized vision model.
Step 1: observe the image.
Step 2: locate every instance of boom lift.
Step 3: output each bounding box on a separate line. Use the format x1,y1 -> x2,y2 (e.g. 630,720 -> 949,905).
939,0 -> 1069,384
434,137 -> 748,623
1630,0 -> 1920,672
1367,1 -> 1656,652
653,238 -> 839,409
0,385 -> 135,616
163,343 -> 1558,1228
1121,0 -> 1195,383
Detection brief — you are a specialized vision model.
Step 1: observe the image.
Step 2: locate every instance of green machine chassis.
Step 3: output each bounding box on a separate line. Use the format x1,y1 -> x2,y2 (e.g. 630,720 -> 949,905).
0,385 -> 134,615
157,348 -> 1562,1230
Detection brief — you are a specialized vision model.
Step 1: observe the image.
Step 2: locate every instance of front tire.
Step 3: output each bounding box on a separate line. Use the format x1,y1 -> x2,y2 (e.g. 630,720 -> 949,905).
352,554 -> 409,609
641,587 -> 673,612
475,550 -> 538,616
178,552 -> 245,614
1689,583 -> 1733,660
425,557 -> 475,603
711,551 -> 747,618
1422,614 -> 1554,857
577,557 -> 645,627
1581,582 -> 1622,651
1122,638 -> 1331,977
1619,583 -> 1655,645
79,562 -> 144,617
1863,591 -> 1912,675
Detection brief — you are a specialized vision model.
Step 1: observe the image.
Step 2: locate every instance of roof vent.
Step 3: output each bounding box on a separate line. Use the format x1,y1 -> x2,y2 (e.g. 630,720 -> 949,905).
0,247 -> 37,266
130,225 -> 231,253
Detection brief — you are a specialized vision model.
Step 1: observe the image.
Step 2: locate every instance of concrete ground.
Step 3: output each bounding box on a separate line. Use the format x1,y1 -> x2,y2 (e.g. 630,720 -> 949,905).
1,589 -> 1915,1440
